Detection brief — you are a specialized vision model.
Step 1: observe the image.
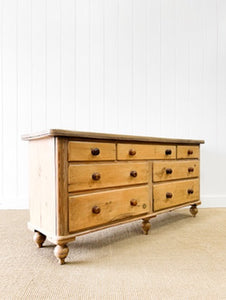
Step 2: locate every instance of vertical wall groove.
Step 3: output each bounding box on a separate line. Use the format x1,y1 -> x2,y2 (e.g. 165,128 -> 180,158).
16,0 -> 19,195
74,0 -> 77,129
0,0 -> 3,201
45,0 -> 47,129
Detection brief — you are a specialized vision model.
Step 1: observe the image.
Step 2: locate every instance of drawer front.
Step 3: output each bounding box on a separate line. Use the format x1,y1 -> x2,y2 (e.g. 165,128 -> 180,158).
68,162 -> 149,192
69,186 -> 150,232
117,144 -> 176,160
153,160 -> 199,182
68,141 -> 116,161
177,145 -> 199,159
153,179 -> 199,211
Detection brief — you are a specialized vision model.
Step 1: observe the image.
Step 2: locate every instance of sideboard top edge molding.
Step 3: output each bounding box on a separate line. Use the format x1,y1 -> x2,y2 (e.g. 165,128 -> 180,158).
22,129 -> 205,144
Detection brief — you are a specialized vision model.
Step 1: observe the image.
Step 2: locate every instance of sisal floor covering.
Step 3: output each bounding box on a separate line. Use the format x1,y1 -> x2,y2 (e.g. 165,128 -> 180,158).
0,208 -> 226,299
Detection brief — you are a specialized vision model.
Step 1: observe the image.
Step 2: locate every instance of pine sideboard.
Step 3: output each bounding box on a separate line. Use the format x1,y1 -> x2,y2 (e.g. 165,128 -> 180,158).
22,129 -> 204,264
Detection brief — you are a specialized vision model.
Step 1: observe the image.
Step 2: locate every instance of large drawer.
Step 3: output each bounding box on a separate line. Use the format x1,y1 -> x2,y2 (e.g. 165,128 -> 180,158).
153,179 -> 199,211
69,186 -> 150,232
68,162 -> 149,192
153,160 -> 199,182
177,145 -> 199,159
68,141 -> 116,161
117,144 -> 176,160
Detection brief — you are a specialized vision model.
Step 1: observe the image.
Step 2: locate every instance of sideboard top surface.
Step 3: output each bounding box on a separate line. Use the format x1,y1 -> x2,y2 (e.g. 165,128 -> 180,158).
22,129 -> 205,145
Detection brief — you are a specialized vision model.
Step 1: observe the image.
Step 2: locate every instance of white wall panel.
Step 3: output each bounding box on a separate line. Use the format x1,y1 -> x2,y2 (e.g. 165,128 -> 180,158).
146,0 -> 161,136
31,0 -> 46,131
132,0 -> 147,135
17,0 -> 31,201
46,0 -> 61,129
90,0 -> 104,132
2,0 -> 18,206
75,0 -> 90,131
103,0 -> 118,133
0,0 -> 226,208
61,0 -> 76,129
117,0 -> 133,134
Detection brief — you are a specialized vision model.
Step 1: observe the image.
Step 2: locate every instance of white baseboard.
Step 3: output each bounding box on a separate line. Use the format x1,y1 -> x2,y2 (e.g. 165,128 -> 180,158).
0,197 -> 28,209
200,195 -> 226,208
0,195 -> 226,209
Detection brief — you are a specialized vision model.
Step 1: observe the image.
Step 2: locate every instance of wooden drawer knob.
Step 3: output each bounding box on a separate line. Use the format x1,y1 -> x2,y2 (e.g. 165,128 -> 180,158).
130,170 -> 137,177
129,149 -> 136,156
187,189 -> 194,194
92,206 -> 101,214
166,192 -> 173,199
91,148 -> 100,156
165,149 -> 172,155
188,167 -> 194,173
187,150 -> 193,155
166,168 -> 173,174
130,199 -> 138,206
92,172 -> 101,181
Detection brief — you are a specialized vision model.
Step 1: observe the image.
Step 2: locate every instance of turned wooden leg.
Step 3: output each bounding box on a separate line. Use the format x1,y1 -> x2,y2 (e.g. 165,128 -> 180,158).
142,218 -> 151,235
54,244 -> 69,265
190,204 -> 198,217
33,231 -> 46,248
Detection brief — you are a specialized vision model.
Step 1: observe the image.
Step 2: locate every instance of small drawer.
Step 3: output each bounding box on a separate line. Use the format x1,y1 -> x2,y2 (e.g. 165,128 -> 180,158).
68,141 -> 116,161
153,160 -> 199,182
177,145 -> 199,159
117,144 -> 176,160
153,179 -> 199,211
68,162 -> 149,192
69,186 -> 150,232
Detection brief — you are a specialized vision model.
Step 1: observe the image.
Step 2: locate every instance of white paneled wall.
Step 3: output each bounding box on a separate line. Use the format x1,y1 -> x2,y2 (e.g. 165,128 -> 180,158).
0,0 -> 226,208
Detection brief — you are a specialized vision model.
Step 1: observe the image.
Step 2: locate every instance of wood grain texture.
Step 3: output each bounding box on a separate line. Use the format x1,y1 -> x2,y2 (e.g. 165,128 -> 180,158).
153,160 -> 199,182
28,137 -> 56,236
153,179 -> 200,211
56,137 -> 68,236
117,143 -> 176,160
69,185 -> 150,232
177,145 -> 200,159
22,129 -> 205,144
68,141 -> 116,161
68,162 -> 149,192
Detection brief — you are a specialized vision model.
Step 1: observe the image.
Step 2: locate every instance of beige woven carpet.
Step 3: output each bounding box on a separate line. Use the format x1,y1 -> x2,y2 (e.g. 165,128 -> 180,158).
0,208 -> 226,299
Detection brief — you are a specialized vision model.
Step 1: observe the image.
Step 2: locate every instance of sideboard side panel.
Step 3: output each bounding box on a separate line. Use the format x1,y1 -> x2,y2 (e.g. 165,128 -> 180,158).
29,137 -> 56,236
56,137 -> 69,236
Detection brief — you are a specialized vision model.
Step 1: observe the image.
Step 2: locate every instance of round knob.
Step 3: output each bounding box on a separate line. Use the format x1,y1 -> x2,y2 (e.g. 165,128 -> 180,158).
129,149 -> 136,156
188,167 -> 194,173
166,168 -> 173,174
166,192 -> 173,199
92,172 -> 101,181
92,206 -> 101,214
187,189 -> 194,194
165,149 -> 172,155
130,170 -> 137,177
91,148 -> 100,156
130,199 -> 138,206
187,150 -> 193,155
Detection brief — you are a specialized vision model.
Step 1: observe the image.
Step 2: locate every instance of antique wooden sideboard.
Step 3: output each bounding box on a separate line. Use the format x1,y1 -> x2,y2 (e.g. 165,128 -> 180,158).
22,129 -> 204,264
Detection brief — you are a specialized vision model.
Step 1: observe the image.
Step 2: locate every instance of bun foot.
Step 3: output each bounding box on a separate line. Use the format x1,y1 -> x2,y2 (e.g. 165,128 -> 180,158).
142,218 -> 151,235
33,231 -> 46,248
54,244 -> 69,265
190,204 -> 198,217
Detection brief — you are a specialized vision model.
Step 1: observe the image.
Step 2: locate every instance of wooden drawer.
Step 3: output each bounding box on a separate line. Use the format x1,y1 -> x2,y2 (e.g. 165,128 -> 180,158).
177,145 -> 199,159
117,144 -> 176,160
68,162 -> 149,192
153,160 -> 199,182
153,179 -> 199,211
68,141 -> 116,161
69,186 -> 150,232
